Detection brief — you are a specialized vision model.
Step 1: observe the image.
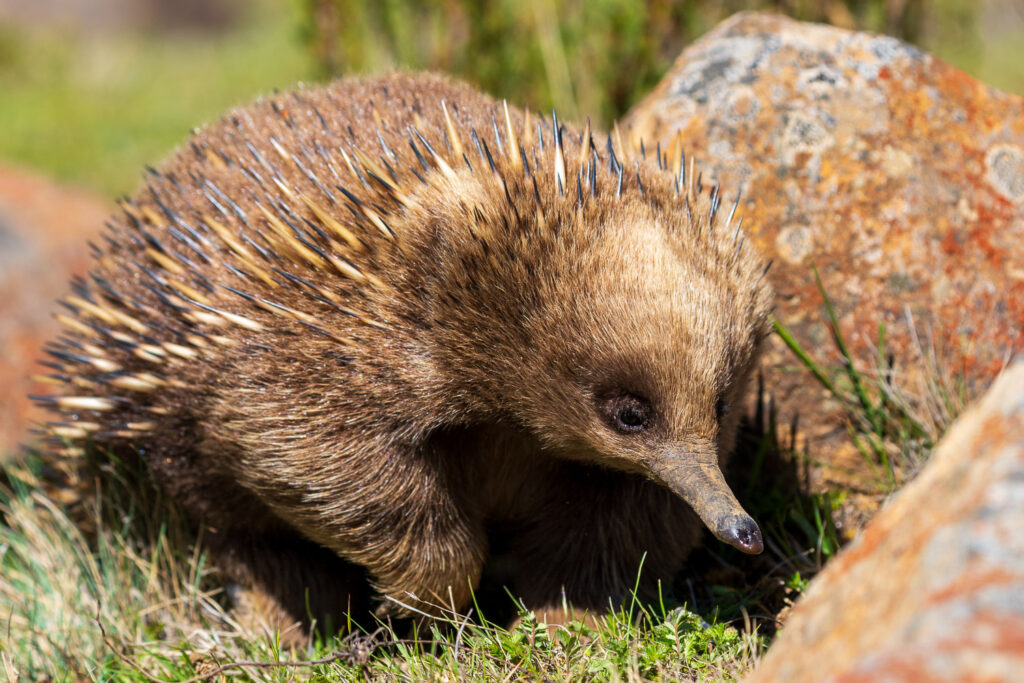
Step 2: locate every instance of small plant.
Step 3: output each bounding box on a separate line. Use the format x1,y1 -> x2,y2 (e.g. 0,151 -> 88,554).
785,572 -> 809,593
772,268 -> 965,492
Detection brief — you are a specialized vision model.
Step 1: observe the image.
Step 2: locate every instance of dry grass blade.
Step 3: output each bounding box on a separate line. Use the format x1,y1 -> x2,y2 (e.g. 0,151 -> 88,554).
98,616 -> 387,683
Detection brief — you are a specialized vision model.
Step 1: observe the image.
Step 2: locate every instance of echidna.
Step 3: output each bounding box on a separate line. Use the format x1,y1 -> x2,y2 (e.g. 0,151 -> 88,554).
33,72 -> 772,628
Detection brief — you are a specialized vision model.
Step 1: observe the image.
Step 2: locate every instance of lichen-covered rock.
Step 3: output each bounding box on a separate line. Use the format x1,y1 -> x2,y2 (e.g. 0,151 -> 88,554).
747,358 -> 1024,681
621,12 -> 1024,490
0,166 -> 109,456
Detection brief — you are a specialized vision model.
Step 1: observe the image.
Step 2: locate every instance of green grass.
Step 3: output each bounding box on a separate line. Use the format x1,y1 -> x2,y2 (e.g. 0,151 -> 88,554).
0,1 -> 315,197
0,456 -> 763,681
98,601 -> 760,680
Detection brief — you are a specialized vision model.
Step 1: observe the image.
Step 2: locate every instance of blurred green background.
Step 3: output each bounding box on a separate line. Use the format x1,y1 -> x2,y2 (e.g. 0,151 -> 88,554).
1,0 -> 1021,197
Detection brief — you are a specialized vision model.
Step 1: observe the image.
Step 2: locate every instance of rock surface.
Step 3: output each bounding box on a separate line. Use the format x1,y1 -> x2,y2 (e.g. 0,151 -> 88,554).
621,12 -> 1024,490
0,166 -> 110,457
747,358 -> 1024,681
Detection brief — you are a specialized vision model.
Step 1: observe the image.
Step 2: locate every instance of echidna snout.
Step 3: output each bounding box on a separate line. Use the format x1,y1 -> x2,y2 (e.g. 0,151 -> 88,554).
650,450 -> 764,555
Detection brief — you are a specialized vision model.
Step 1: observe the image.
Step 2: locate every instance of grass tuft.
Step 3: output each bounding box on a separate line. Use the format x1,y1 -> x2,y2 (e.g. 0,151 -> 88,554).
771,268 -> 967,492
0,451 -> 764,681
0,457 -> 285,680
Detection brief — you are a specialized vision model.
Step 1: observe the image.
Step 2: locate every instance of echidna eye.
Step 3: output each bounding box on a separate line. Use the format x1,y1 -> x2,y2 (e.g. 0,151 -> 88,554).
715,397 -> 728,422
605,394 -> 651,434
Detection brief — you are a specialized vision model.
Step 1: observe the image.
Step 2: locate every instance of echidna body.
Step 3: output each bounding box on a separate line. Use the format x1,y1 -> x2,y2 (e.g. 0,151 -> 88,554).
36,73 -> 772,626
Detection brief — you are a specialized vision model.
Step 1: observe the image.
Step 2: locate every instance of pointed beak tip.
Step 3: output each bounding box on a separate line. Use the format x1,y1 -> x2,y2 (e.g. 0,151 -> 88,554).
721,515 -> 764,555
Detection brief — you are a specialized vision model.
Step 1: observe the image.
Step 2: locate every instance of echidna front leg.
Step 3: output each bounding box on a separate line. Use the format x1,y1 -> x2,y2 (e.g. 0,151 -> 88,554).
348,457 -> 489,618
214,433 -> 490,619
355,505 -> 490,619
198,360 -> 493,621
264,476 -> 489,620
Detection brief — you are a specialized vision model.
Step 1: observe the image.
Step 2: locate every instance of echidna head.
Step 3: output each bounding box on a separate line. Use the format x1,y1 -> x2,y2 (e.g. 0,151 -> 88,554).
402,106 -> 772,554
499,194 -> 771,554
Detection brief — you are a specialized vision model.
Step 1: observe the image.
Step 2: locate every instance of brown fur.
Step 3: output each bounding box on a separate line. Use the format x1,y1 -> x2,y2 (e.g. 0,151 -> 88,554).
35,73 -> 772,628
